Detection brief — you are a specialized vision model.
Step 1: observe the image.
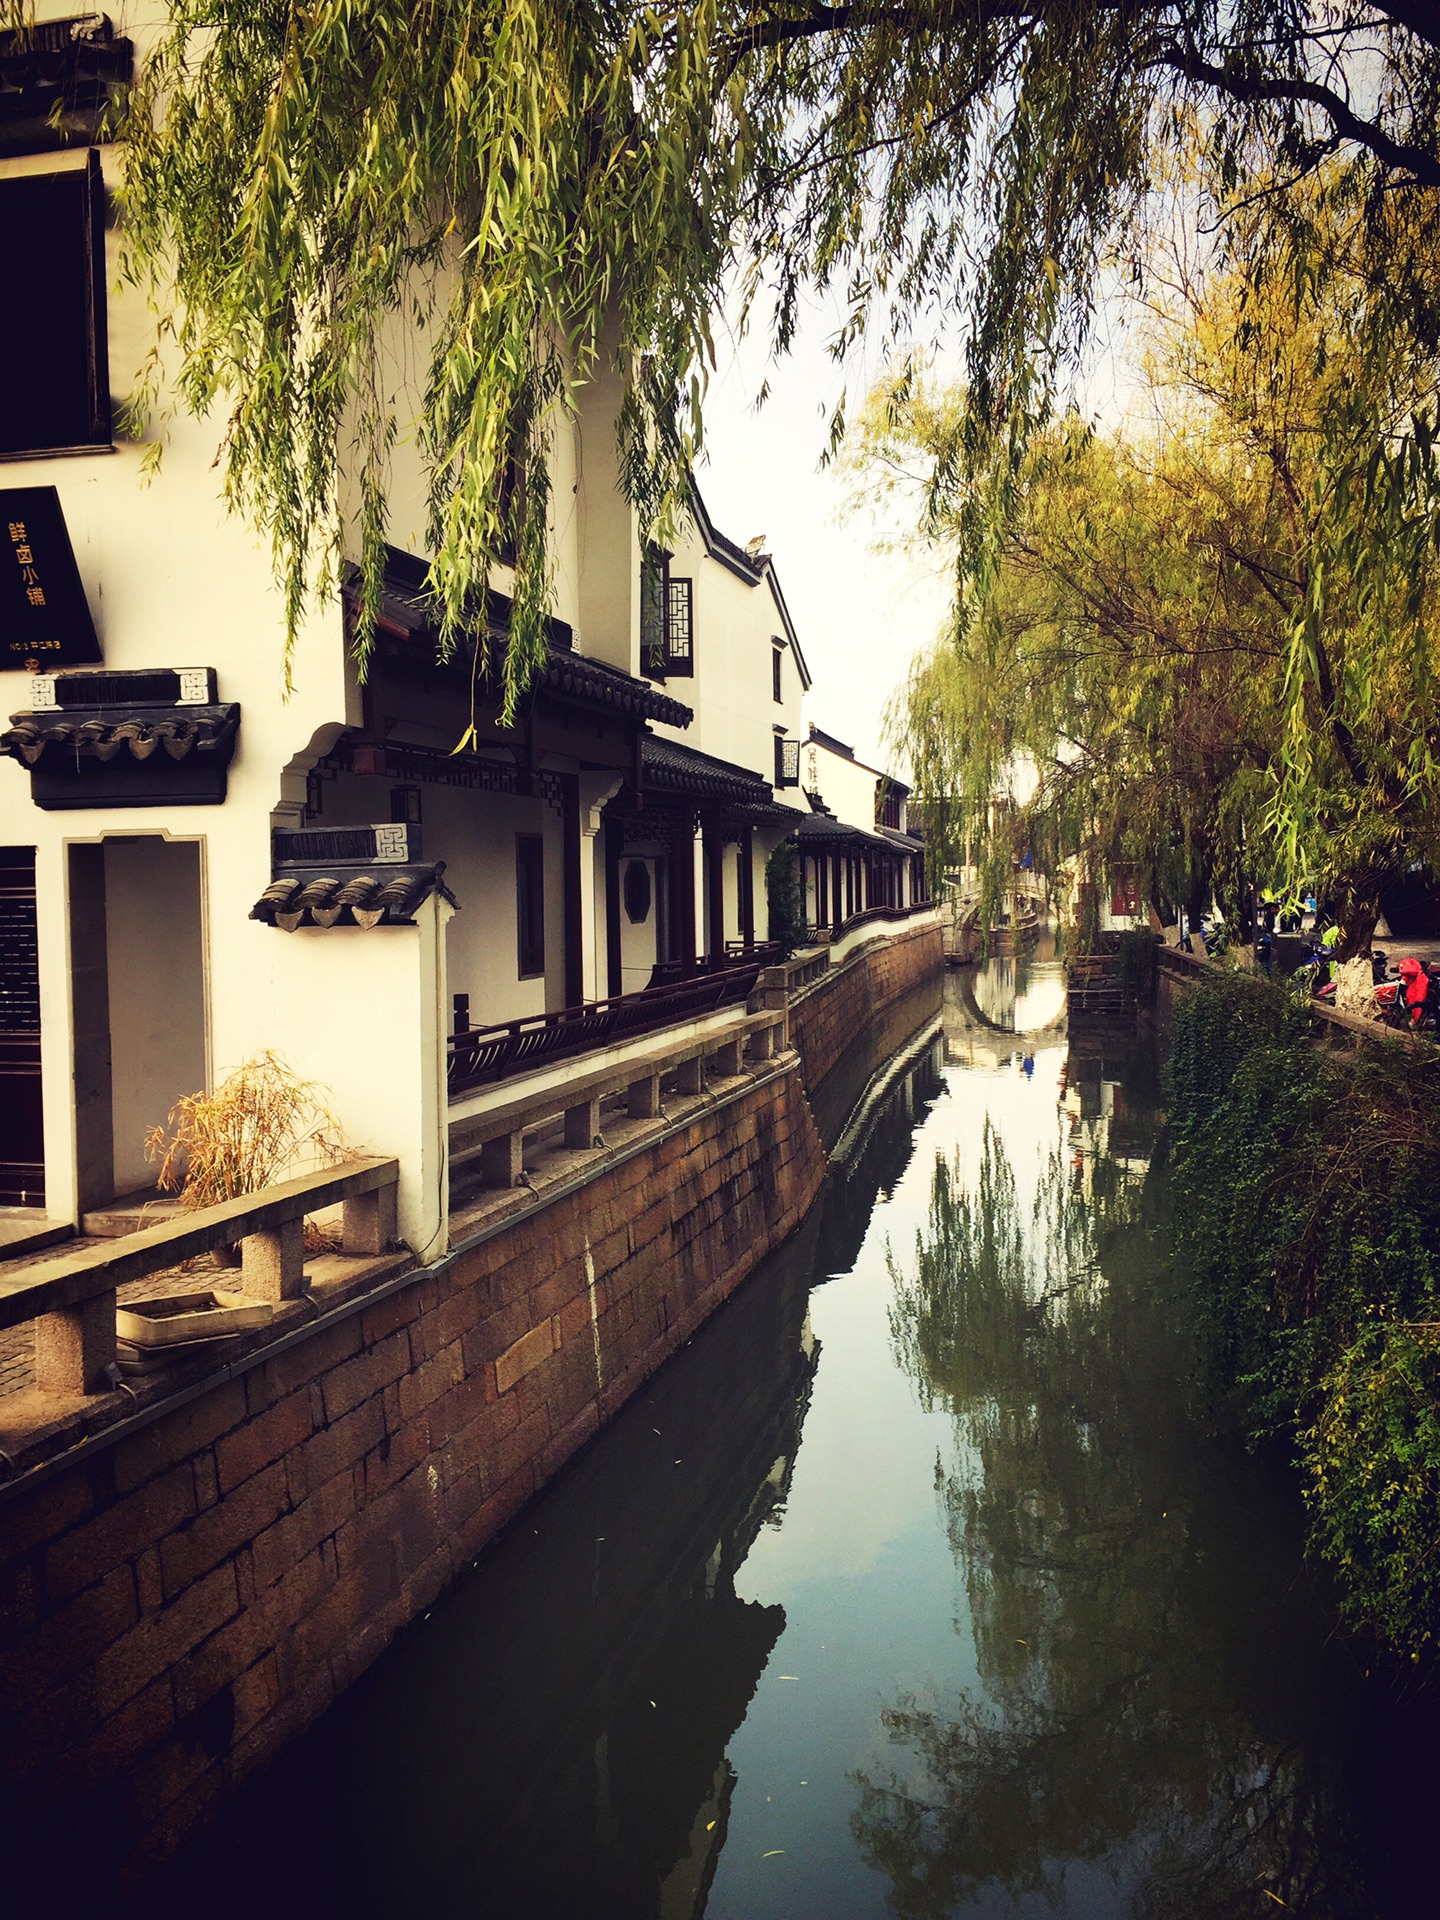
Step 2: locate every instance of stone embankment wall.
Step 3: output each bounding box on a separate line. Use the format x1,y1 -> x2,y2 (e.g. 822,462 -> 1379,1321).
1148,951 -> 1200,1036
792,920 -> 944,1097
0,928 -> 939,1881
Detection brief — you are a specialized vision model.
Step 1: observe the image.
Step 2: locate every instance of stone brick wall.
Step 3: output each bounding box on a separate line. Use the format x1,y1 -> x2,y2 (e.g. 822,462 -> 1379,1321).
791,920 -> 944,1097
1146,950 -> 1207,1037
0,1065 -> 824,1881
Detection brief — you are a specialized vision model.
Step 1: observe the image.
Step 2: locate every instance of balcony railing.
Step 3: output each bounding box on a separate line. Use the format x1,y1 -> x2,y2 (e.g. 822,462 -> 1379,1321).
643,940 -> 782,990
807,899 -> 931,947
448,945 -> 780,1096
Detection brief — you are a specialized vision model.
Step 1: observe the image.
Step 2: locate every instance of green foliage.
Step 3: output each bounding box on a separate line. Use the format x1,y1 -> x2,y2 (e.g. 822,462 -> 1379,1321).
1306,1322 -> 1440,1661
1167,974 -> 1440,1656
764,836 -> 806,956
873,186 -> 1440,949
122,1 -> 754,701
1114,929 -> 1159,1006
114,4 -> 1440,711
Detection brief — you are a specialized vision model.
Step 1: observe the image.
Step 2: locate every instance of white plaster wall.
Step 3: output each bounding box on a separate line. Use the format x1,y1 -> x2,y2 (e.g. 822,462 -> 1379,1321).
255,895 -> 450,1256
431,784 -> 555,1026
650,522 -> 804,788
1,6 -> 423,1222
351,268 -> 584,637
617,854 -> 661,992
803,738 -> 882,832
0,4 -> 784,1233
574,319 -> 641,676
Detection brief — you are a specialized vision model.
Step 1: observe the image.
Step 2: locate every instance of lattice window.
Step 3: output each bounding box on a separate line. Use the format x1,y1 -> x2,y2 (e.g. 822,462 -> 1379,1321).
774,735 -> 800,787
641,546 -> 669,678
665,577 -> 693,675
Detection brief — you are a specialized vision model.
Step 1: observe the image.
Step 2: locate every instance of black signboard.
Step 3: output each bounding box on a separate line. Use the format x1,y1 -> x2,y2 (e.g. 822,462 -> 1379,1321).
0,484 -> 100,667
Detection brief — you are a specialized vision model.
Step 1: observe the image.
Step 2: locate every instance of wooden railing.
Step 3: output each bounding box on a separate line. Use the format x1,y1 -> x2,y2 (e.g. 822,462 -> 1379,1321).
448,948 -> 777,1096
449,1006 -> 789,1204
645,940 -> 782,989
0,1157 -> 399,1395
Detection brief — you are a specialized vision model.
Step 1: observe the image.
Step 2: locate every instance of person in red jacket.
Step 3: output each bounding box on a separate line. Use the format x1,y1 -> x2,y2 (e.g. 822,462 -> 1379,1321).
1396,957 -> 1429,1028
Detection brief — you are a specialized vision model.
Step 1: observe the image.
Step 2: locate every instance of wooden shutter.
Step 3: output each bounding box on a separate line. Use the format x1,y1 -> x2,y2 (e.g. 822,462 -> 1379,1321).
0,152 -> 109,457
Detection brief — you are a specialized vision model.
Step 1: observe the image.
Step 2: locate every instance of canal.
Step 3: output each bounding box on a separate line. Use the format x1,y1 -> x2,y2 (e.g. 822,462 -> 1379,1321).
142,958 -> 1437,1918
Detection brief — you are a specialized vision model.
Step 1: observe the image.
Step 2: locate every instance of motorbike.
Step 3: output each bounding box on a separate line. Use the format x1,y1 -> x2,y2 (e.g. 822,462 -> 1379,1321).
1298,938 -> 1335,996
1317,950 -> 1440,1031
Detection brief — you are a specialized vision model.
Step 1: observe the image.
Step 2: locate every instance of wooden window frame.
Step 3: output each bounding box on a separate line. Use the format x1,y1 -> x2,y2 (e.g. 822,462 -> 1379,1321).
0,152 -> 110,460
774,734 -> 800,788
515,832 -> 545,978
664,576 -> 694,675
641,545 -> 669,680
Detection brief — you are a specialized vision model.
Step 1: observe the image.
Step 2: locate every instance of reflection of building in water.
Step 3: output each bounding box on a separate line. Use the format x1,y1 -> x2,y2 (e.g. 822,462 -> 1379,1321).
1059,1031 -> 1160,1183
141,1222 -> 824,1920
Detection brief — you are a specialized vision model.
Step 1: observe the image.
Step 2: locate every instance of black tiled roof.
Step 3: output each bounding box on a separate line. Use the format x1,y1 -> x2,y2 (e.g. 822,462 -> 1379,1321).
0,14 -> 132,155
794,813 -> 903,853
250,863 -> 456,931
729,800 -> 810,826
349,549 -> 692,728
3,705 -> 239,767
641,736 -> 773,804
544,651 -> 691,727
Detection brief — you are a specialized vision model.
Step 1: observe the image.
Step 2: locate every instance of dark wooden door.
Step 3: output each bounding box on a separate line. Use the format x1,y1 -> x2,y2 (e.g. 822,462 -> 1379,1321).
0,848 -> 44,1208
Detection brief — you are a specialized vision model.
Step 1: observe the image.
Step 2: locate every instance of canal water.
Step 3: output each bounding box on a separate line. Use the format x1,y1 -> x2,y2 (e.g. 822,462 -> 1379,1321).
145,957 -> 1437,1919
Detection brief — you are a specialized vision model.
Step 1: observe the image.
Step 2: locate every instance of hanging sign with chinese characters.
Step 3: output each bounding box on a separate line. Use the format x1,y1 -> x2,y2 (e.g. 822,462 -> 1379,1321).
1,485 -> 101,669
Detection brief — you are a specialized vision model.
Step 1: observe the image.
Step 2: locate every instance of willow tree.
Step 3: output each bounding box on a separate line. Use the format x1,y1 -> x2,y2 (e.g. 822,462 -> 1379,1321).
873,198 -> 1440,946
87,3 -> 1440,704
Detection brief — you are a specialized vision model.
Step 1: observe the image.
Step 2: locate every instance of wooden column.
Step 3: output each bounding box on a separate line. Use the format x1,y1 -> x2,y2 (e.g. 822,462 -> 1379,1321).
740,828 -> 755,946
604,814 -> 622,996
703,820 -> 725,959
68,843 -> 114,1212
672,818 -> 698,969
561,772 -> 584,1009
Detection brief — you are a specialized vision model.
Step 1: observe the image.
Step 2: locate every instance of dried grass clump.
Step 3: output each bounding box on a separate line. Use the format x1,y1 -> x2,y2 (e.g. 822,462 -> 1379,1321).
146,1051 -> 347,1209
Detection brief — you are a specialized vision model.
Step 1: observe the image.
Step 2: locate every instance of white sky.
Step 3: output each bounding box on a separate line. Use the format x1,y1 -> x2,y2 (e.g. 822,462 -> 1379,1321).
693,296 -> 956,776
693,280 -> 1143,778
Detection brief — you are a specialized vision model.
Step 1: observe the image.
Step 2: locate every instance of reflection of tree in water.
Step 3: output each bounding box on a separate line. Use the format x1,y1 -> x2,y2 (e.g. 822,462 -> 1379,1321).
862,1112 -> 1377,1919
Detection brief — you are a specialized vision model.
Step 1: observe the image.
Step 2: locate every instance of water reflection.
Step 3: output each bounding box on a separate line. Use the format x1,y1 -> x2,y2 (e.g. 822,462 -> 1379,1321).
862,1056 -> 1383,1917
136,1048 -> 948,1920
131,1002 -> 1438,1918
948,934 -> 1068,1049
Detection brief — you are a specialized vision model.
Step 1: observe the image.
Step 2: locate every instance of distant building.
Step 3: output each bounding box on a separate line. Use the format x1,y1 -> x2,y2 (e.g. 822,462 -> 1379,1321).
794,724 -> 926,937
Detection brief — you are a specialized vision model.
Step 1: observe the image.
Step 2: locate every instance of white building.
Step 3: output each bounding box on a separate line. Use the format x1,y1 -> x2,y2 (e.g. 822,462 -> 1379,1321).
795,724 -> 927,937
0,5 -> 923,1261
0,7 -> 820,1256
